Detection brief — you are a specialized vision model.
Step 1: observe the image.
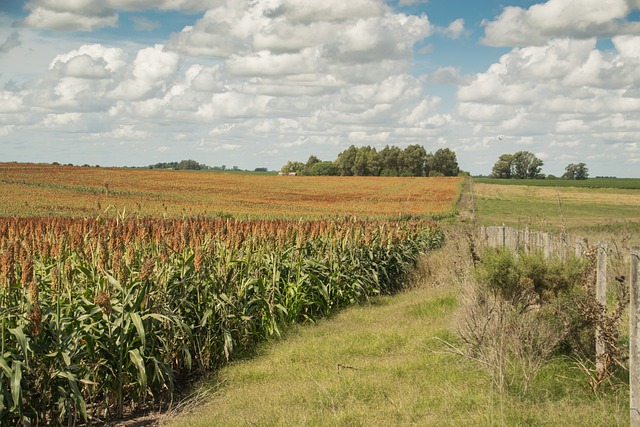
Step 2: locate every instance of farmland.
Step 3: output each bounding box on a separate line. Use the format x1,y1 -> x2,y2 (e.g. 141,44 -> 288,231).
472,179 -> 640,232
166,178 -> 638,427
0,163 -> 459,425
0,163 -> 462,219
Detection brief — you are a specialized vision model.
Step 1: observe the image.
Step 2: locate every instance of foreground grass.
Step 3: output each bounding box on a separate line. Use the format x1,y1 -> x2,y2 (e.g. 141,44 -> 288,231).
165,231 -> 628,427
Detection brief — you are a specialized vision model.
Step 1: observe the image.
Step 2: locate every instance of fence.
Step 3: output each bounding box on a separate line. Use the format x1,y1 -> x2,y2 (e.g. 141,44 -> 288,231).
478,226 -> 640,426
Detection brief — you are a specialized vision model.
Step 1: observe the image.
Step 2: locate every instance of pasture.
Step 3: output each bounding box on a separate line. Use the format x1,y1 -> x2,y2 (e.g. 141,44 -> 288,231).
472,179 -> 640,233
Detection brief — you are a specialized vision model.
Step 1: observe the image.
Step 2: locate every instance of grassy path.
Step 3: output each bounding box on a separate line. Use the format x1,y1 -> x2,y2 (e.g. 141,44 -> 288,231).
162,230 -> 628,426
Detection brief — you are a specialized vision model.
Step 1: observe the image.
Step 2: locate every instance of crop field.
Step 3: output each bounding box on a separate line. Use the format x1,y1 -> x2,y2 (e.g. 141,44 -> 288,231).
0,163 -> 462,219
0,162 -> 458,424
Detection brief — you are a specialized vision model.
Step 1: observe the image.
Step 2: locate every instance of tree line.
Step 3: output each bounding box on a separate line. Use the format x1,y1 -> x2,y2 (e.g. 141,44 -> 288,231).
281,145 -> 462,177
490,151 -> 589,180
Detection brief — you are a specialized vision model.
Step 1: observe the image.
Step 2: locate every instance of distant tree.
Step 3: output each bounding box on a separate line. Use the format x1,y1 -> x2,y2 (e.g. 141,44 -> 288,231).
429,148 -> 460,176
562,163 -> 589,180
491,152 -> 543,179
254,167 -> 268,172
511,151 -> 543,179
400,144 -> 427,176
352,146 -> 380,176
335,145 -> 358,176
281,161 -> 305,174
379,145 -> 402,176
305,155 -> 321,173
310,161 -> 339,176
367,148 -> 382,176
178,159 -> 201,170
490,154 -> 513,178
281,145 -> 462,178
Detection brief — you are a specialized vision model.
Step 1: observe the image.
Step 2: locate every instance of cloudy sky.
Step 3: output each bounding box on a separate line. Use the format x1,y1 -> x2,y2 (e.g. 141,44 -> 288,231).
1,0 -> 639,177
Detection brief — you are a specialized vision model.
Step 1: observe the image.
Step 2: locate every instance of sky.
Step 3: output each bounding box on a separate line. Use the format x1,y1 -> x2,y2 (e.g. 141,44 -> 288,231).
0,0 -> 639,177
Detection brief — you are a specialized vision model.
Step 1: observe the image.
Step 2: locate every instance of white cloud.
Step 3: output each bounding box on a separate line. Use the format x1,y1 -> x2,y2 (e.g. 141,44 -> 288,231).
437,18 -> 466,39
20,0 -> 216,31
22,5 -> 118,31
0,125 -> 14,137
483,0 -> 640,46
110,44 -> 180,100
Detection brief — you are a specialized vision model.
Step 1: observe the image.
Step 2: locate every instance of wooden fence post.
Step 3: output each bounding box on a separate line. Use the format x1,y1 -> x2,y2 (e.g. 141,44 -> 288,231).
630,247 -> 640,426
575,237 -> 587,258
544,232 -> 552,259
595,242 -> 607,375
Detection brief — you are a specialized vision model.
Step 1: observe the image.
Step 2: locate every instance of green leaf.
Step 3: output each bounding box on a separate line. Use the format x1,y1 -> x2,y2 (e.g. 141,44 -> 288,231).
56,370 -> 88,421
130,312 -> 146,348
9,327 -> 29,363
0,356 -> 11,377
129,348 -> 147,391
105,272 -> 123,292
10,361 -> 21,410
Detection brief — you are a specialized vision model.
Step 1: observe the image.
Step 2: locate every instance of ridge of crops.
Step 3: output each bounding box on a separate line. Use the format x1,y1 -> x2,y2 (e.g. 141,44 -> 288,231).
0,215 -> 444,424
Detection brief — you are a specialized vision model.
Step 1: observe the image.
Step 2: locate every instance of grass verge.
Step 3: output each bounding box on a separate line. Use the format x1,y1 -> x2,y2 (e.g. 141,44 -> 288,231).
163,227 -> 628,427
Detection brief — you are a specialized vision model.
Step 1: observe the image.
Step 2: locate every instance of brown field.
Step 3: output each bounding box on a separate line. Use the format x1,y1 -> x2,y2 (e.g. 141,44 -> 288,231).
0,163 -> 463,219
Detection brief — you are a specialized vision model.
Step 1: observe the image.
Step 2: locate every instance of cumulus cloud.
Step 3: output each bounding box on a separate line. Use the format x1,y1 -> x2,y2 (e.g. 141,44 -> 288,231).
482,0 -> 640,46
110,44 -> 180,100
20,0 -> 215,31
436,18 -> 466,39
456,35 -> 640,170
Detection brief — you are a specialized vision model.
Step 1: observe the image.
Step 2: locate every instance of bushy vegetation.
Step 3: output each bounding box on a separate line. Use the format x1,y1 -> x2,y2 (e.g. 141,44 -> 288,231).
457,247 -> 628,397
0,216 -> 443,424
280,145 -> 461,177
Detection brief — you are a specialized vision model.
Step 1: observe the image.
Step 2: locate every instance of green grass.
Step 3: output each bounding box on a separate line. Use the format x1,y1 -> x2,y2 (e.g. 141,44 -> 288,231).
474,177 -> 640,190
472,180 -> 640,233
165,233 -> 628,427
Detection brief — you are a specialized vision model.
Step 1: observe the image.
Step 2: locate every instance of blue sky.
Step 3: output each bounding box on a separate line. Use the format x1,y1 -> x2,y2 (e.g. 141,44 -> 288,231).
1,0 -> 639,177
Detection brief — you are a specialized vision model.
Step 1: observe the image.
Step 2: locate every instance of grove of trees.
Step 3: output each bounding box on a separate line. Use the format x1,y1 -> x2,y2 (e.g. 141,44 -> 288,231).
562,162 -> 589,180
281,145 -> 461,177
489,152 -> 590,180
490,151 -> 544,179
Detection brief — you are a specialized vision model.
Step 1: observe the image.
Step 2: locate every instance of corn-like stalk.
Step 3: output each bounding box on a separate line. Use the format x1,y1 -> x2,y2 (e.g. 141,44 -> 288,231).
0,216 -> 442,424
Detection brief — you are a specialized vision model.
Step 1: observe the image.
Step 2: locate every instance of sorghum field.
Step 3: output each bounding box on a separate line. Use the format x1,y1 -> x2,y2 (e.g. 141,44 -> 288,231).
0,163 -> 459,425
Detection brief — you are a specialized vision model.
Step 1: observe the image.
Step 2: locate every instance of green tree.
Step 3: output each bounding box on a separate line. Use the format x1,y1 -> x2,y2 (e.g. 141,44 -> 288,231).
562,163 -> 589,180
280,161 -> 305,174
400,144 -> 427,176
310,161 -> 339,176
305,155 -> 321,174
512,151 -> 544,179
335,145 -> 358,176
379,145 -> 402,176
177,159 -> 201,170
429,148 -> 460,176
367,149 -> 382,176
491,154 -> 513,178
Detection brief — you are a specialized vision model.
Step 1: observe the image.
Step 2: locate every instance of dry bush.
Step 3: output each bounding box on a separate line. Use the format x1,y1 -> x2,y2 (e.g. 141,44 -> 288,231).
456,282 -> 563,395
